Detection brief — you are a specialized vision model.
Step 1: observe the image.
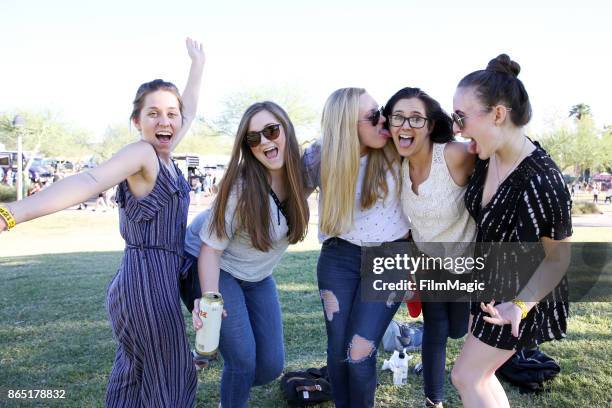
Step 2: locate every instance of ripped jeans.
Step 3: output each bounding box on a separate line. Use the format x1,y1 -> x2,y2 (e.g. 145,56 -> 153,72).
317,238 -> 402,408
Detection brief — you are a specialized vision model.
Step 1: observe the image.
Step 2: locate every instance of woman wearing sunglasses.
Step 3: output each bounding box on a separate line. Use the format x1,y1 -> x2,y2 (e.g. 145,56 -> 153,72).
382,87 -> 476,408
181,101 -> 310,408
449,55 -> 572,407
0,39 -> 205,407
302,87 -> 410,408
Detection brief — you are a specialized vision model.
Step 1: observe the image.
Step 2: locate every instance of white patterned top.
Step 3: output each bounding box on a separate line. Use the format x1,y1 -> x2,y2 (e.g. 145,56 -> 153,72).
302,142 -> 410,245
401,142 -> 476,261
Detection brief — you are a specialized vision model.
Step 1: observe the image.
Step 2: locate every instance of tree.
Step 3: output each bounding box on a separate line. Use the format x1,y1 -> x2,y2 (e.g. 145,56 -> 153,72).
176,117 -> 234,155
0,110 -> 92,159
568,103 -> 591,121
91,123 -> 137,161
537,125 -> 575,173
214,85 -> 319,142
537,114 -> 610,179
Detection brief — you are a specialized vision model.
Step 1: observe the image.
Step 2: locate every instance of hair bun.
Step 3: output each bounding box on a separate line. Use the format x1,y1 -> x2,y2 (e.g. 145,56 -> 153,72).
486,54 -> 520,77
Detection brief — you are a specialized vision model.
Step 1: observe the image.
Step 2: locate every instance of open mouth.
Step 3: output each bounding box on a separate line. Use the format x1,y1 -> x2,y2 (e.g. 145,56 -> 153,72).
263,146 -> 279,159
398,134 -> 414,149
156,131 -> 173,144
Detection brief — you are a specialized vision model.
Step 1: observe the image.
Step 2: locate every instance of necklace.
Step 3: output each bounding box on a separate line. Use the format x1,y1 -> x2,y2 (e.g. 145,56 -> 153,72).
493,137 -> 527,188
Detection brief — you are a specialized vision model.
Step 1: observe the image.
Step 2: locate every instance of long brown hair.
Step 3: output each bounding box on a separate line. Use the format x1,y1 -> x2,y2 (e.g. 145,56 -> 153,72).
210,101 -> 309,251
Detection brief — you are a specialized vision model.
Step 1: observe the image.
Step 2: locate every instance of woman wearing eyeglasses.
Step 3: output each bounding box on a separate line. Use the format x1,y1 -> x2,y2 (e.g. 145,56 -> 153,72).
382,88 -> 476,408
180,101 -> 310,408
449,54 -> 572,407
302,88 -> 410,408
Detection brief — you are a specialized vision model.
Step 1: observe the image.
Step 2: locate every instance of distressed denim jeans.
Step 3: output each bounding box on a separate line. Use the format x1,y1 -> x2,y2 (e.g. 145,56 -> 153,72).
317,238 -> 402,408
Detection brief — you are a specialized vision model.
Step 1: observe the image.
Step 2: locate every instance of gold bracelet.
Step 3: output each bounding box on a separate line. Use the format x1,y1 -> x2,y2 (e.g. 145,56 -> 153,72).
511,299 -> 529,319
0,205 -> 16,230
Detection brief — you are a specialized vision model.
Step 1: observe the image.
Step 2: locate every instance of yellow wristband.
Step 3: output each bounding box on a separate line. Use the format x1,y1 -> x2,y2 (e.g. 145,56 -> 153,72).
0,206 -> 16,230
511,299 -> 529,319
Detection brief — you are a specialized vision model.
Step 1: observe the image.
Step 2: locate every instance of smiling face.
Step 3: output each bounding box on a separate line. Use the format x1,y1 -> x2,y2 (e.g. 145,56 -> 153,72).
389,97 -> 432,158
247,110 -> 286,172
452,86 -> 500,159
133,90 -> 182,155
357,92 -> 388,153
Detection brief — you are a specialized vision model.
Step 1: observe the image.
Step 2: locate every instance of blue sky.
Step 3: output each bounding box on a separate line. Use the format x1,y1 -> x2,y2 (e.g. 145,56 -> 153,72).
1,0 -> 610,136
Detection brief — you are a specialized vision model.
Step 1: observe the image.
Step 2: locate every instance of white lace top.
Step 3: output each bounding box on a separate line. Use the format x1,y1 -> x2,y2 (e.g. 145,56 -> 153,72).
401,143 -> 476,261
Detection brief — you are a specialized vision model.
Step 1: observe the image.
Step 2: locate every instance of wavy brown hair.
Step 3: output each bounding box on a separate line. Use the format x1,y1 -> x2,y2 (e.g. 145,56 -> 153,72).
210,101 -> 309,251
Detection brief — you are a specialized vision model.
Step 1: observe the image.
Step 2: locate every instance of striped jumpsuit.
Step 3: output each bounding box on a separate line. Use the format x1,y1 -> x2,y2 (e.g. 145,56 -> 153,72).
105,160 -> 197,407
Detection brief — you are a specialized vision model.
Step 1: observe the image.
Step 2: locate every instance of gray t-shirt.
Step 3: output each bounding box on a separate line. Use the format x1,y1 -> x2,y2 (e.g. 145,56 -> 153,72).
184,188 -> 290,282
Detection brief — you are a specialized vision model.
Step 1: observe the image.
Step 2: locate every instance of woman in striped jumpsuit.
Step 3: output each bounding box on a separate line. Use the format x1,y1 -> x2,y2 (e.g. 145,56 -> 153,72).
0,39 -> 205,407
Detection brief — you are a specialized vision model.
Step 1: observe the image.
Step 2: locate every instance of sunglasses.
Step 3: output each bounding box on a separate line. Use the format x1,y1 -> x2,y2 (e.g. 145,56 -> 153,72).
245,123 -> 281,147
451,112 -> 467,130
358,107 -> 383,126
452,106 -> 512,130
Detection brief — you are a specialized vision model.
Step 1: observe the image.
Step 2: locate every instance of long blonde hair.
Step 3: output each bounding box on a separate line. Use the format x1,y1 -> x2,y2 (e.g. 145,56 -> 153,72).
319,88 -> 398,236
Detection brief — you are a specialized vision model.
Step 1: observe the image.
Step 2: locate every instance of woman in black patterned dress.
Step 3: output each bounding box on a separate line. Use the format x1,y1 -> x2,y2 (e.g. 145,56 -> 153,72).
449,54 -> 572,407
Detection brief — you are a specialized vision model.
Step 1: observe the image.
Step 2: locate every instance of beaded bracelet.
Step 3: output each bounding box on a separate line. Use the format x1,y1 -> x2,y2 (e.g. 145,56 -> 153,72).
0,206 -> 16,230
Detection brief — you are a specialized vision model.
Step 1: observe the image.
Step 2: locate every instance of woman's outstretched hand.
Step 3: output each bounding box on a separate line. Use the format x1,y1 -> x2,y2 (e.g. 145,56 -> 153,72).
186,37 -> 205,66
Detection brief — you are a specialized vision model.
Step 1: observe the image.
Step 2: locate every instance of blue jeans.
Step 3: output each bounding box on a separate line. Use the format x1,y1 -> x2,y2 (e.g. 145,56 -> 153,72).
421,301 -> 469,404
182,261 -> 284,408
317,238 -> 402,408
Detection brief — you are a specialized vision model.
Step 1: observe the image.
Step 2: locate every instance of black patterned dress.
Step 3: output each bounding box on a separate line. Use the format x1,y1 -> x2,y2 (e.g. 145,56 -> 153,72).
464,142 -> 572,350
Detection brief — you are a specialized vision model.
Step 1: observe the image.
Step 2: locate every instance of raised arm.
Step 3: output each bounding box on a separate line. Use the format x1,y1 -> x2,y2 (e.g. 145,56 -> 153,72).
0,141 -> 156,231
170,37 -> 206,151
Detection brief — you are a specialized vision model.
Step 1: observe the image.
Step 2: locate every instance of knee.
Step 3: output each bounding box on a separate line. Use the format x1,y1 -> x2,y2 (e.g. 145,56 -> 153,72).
451,362 -> 486,393
347,334 -> 376,363
223,351 -> 257,376
253,356 -> 284,386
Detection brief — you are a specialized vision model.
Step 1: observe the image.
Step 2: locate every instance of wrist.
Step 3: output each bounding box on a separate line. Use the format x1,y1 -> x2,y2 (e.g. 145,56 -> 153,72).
0,205 -> 17,231
511,299 -> 529,319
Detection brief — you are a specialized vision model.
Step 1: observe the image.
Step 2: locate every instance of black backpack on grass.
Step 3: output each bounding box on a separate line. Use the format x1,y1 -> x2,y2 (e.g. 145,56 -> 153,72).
280,366 -> 332,406
496,348 -> 561,394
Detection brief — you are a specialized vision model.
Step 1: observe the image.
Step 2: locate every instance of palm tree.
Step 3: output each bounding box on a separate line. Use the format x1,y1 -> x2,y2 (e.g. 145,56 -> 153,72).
569,103 -> 592,120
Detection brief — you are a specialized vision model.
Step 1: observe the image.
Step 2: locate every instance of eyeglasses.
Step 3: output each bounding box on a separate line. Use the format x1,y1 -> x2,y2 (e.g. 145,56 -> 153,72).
389,114 -> 428,129
452,106 -> 512,130
245,124 -> 281,147
358,107 -> 383,126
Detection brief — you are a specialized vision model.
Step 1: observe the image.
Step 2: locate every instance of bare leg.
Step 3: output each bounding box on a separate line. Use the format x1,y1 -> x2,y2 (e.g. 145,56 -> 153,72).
451,333 -> 514,408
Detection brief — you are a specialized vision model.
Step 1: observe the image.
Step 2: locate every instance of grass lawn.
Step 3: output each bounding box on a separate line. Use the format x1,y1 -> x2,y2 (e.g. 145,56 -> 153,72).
1,211 -> 611,407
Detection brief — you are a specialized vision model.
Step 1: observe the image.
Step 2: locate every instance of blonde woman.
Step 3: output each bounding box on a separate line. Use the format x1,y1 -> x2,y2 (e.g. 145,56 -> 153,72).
303,88 -> 410,408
